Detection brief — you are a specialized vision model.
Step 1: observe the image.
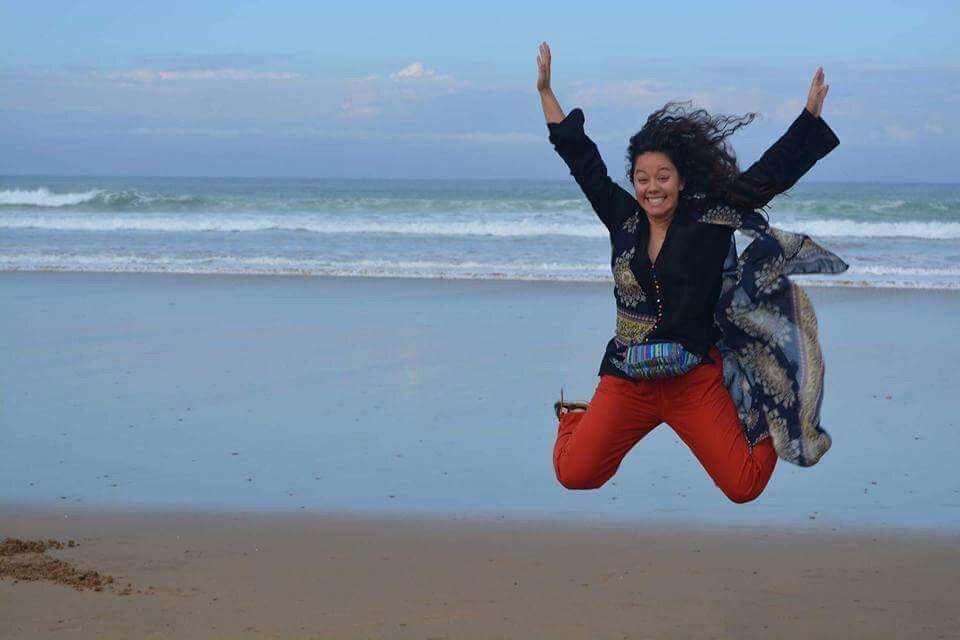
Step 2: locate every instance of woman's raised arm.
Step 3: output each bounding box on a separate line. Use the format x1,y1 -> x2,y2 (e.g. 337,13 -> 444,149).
537,42 -> 565,123
538,42 -> 637,232
729,67 -> 839,210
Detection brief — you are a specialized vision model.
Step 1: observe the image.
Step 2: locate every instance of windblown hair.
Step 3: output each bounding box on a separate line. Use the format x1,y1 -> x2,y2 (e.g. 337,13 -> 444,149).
626,101 -> 770,210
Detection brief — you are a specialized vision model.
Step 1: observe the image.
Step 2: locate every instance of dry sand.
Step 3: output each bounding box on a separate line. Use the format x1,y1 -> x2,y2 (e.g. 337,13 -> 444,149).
1,507 -> 957,639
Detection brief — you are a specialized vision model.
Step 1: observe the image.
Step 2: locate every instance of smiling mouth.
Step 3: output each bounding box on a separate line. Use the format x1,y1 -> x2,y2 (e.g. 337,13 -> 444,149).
645,196 -> 666,206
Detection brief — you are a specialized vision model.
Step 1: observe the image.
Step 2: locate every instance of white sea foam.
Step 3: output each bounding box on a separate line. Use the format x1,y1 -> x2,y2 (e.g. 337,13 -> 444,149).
0,253 -> 611,281
2,252 -> 958,289
867,200 -> 907,212
4,211 -> 960,239
791,277 -> 960,290
845,264 -> 960,277
0,187 -> 593,214
0,214 -> 607,237
0,188 -> 102,207
775,218 -> 960,240
4,200 -> 960,239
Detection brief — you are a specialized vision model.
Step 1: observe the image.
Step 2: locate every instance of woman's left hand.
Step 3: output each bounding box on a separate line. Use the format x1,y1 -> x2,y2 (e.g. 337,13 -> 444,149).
805,67 -> 829,118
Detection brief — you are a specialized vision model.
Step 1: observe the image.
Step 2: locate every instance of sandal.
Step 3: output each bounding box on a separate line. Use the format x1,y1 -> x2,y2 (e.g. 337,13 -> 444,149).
554,388 -> 589,419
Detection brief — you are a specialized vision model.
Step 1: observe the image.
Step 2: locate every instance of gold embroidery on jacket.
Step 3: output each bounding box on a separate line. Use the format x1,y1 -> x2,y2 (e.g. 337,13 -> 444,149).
615,308 -> 657,345
699,204 -> 742,228
613,247 -> 645,307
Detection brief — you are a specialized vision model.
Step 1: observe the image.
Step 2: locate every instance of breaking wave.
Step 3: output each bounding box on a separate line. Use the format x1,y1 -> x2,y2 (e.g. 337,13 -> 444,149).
0,188 -> 103,207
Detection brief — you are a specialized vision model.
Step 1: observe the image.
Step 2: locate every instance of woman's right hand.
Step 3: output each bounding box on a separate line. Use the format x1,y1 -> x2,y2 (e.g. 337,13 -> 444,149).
537,41 -> 552,92
805,67 -> 830,118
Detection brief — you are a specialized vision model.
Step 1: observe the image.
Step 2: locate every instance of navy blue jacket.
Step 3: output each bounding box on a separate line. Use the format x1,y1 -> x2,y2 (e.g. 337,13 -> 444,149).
547,107 -> 840,381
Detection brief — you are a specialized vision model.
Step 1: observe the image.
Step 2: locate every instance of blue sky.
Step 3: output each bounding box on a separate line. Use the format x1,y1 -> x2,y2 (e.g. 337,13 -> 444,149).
1,0 -> 958,180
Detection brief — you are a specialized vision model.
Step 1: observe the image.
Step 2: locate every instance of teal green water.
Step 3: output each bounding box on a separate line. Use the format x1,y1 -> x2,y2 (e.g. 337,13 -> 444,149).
2,177 -> 958,288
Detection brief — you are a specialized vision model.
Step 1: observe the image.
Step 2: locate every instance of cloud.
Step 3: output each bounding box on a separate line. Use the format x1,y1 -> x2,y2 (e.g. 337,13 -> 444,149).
339,62 -> 467,120
388,62 -> 465,87
129,52 -> 298,70
771,98 -> 806,119
567,79 -> 770,114
390,62 -> 436,80
339,76 -> 384,119
884,124 -> 919,142
570,80 -> 668,108
882,121 -> 948,142
395,131 -> 540,144
340,99 -> 381,119
122,126 -> 267,137
100,69 -> 301,82
844,62 -> 960,73
116,125 -> 539,145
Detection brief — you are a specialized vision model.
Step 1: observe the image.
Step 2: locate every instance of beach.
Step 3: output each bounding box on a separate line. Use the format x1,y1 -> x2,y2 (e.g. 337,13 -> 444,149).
3,507 -> 958,639
2,272 -> 959,637
2,0 -> 959,633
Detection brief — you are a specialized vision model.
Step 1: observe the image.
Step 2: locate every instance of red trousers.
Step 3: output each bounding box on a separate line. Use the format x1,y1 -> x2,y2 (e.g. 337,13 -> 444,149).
553,347 -> 777,503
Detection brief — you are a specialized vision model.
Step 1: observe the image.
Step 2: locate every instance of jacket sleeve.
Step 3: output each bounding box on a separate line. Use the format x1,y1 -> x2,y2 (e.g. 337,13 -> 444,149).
547,107 -> 637,232
731,109 -> 840,209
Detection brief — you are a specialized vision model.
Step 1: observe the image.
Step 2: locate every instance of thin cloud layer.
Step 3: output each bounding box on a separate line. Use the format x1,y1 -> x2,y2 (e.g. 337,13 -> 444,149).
571,80 -> 669,108
883,122 -> 947,142
1,51 -> 958,179
340,61 -> 468,119
101,69 -> 302,82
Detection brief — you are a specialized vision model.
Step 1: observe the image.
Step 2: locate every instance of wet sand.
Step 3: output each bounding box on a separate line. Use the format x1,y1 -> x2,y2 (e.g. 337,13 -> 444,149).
1,536 -> 120,593
1,507 -> 958,639
3,272 -> 959,528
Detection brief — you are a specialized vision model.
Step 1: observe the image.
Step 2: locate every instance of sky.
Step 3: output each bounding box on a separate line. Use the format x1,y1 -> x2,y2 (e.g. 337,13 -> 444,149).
1,0 -> 958,181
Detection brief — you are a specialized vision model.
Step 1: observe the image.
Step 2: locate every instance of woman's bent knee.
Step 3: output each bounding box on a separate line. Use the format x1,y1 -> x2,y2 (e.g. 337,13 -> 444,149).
555,464 -> 608,490
722,485 -> 765,504
720,442 -> 777,504
720,469 -> 774,503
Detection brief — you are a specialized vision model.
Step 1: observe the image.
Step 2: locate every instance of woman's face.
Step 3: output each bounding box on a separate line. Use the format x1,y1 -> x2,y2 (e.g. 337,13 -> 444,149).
632,151 -> 684,219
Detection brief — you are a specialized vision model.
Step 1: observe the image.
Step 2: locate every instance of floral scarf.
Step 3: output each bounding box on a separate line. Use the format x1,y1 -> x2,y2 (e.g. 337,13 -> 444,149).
694,205 -> 848,466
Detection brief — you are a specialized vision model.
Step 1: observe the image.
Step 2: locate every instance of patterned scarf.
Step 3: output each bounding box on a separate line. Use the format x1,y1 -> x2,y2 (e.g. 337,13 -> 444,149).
694,205 -> 849,467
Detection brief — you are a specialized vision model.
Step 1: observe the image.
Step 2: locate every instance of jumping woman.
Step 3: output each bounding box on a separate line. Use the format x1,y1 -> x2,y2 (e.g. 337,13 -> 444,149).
537,41 -> 847,503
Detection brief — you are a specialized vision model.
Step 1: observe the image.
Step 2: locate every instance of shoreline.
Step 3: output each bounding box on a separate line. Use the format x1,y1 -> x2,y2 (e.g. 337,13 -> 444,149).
5,502 -> 960,541
2,267 -> 958,291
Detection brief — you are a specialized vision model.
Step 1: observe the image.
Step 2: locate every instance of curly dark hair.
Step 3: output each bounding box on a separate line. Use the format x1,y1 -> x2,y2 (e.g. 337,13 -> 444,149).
626,101 -> 771,210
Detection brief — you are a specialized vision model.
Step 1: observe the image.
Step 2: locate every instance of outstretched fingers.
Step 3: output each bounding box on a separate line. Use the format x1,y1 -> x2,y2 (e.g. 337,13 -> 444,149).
805,66 -> 829,118
537,41 -> 552,91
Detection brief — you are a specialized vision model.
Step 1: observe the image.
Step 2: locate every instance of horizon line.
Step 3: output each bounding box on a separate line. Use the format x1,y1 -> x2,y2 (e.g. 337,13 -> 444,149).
2,174 -> 958,186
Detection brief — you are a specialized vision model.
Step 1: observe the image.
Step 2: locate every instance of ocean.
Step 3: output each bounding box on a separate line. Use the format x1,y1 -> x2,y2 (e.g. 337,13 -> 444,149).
2,176 -> 958,289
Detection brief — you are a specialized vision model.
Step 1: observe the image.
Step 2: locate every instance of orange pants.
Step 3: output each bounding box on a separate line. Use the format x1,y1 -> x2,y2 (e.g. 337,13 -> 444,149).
553,347 -> 777,503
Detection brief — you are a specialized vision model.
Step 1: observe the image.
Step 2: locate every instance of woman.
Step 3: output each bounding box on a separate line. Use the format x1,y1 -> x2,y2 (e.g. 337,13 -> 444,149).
536,41 -> 845,503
